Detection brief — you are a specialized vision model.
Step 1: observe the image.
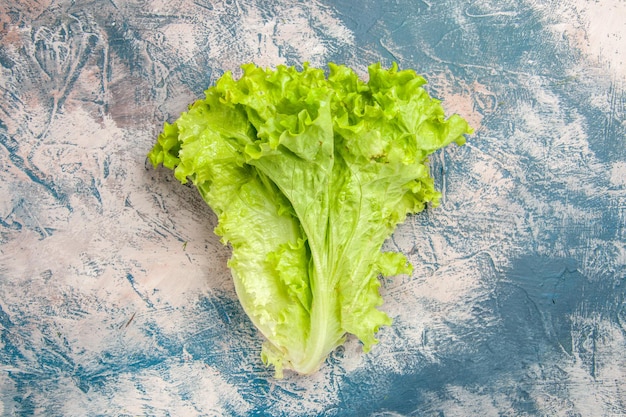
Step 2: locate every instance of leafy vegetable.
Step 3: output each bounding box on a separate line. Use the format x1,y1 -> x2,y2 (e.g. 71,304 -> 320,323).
148,62 -> 472,377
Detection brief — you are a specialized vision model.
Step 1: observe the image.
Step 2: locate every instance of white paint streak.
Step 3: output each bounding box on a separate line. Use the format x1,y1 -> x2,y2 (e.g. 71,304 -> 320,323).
540,0 -> 626,79
610,161 -> 626,188
54,362 -> 251,416
188,0 -> 355,70
573,0 -> 626,79
161,23 -> 201,59
422,385 -> 510,417
558,314 -> 626,416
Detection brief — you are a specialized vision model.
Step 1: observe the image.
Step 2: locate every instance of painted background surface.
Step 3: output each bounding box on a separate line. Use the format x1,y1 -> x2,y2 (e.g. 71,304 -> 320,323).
1,0 -> 625,415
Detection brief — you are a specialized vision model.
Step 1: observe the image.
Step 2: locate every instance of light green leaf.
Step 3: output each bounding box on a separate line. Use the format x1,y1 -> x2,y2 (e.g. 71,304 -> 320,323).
148,62 -> 472,377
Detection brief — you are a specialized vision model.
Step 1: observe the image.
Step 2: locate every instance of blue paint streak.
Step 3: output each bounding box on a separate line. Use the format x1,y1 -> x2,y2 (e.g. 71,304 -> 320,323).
0,304 -> 26,366
125,273 -> 154,308
0,131 -> 69,209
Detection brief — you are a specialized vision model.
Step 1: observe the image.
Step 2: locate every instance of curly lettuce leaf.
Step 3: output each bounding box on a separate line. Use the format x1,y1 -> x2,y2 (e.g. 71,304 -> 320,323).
148,62 -> 472,377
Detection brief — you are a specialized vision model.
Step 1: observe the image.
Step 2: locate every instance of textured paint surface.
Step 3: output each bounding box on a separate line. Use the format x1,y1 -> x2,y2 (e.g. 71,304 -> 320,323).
1,0 -> 625,415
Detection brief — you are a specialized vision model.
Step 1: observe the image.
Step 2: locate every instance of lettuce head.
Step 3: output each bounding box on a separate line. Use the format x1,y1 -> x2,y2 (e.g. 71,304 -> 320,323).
148,62 -> 472,377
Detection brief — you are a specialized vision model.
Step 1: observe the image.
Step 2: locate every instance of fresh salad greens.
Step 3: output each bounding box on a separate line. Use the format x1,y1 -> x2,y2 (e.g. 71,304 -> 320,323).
148,62 -> 472,377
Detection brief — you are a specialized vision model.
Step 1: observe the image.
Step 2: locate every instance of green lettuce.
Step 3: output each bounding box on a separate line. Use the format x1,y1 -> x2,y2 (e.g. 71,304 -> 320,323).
148,62 -> 472,377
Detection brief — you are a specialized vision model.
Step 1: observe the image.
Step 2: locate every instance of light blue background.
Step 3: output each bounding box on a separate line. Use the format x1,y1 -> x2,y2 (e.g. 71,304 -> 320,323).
1,0 -> 624,415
